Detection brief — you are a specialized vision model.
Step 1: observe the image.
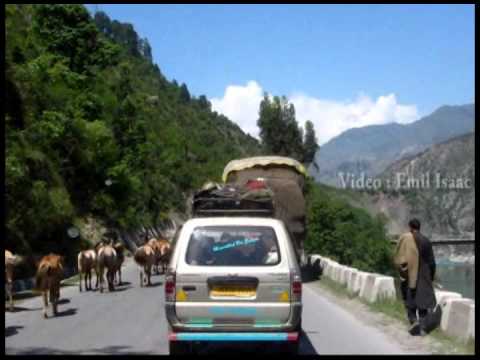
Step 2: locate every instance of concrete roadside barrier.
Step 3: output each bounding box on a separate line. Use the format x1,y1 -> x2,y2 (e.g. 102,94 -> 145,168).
321,258 -> 332,271
359,273 -> 377,301
341,267 -> 353,286
353,271 -> 369,294
330,265 -> 337,281
332,264 -> 341,282
325,261 -> 337,280
329,263 -> 339,280
322,261 -> 330,278
467,305 -> 475,340
338,266 -> 348,284
441,298 -> 475,341
338,266 -> 347,285
347,269 -> 359,293
324,262 -> 333,279
369,276 -> 396,302
435,290 -> 462,305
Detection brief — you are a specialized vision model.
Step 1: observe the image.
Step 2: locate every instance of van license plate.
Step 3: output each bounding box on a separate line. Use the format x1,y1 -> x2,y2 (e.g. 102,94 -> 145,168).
210,287 -> 256,297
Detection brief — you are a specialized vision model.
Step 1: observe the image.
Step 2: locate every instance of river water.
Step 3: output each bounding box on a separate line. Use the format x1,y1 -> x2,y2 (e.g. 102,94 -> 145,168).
435,258 -> 475,300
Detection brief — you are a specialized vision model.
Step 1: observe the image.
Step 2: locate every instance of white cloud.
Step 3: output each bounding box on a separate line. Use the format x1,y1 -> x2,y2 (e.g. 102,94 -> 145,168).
210,81 -> 419,145
210,81 -> 264,138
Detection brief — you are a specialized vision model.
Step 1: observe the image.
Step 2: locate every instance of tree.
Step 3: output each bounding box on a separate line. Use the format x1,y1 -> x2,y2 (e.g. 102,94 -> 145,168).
257,94 -> 304,162
33,5 -> 119,73
93,11 -> 112,37
179,83 -> 191,103
303,120 -> 319,167
305,184 -> 394,275
139,38 -> 153,62
198,95 -> 211,111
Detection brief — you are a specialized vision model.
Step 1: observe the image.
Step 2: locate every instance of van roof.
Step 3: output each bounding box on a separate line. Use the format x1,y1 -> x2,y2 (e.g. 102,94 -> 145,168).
184,217 -> 284,227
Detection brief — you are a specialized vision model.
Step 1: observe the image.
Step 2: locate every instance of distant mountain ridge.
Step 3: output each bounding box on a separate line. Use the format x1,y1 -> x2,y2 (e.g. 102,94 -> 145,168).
375,131 -> 475,241
310,104 -> 475,186
318,131 -> 475,246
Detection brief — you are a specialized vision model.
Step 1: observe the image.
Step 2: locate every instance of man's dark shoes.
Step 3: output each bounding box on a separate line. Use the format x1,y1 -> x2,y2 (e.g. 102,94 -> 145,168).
408,321 -> 421,336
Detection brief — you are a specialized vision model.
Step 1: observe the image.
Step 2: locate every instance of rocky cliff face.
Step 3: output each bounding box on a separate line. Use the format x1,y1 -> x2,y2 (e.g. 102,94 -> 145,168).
377,132 -> 475,240
323,132 -> 475,261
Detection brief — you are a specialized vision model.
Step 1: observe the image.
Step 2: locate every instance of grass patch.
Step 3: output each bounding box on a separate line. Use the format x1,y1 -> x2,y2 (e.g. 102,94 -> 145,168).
364,297 -> 408,324
316,277 -> 475,355
426,328 -> 475,355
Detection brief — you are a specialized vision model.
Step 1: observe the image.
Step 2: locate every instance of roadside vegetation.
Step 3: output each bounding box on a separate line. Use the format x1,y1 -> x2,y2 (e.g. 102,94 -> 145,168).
5,4 -> 261,265
6,5 -> 326,278
305,181 -> 394,276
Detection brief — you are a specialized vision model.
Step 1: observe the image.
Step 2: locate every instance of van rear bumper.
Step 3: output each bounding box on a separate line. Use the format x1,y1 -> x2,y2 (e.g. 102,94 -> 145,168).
169,332 -> 299,342
165,302 -> 302,332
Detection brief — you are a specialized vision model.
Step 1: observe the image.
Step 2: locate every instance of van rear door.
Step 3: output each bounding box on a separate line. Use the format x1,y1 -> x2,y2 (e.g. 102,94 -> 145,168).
174,225 -> 292,329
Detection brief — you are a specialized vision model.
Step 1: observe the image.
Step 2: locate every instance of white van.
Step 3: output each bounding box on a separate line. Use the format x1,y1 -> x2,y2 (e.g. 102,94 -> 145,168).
165,217 -> 302,354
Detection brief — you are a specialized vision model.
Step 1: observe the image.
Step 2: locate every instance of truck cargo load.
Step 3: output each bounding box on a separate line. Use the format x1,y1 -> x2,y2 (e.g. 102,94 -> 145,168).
221,156 -> 307,258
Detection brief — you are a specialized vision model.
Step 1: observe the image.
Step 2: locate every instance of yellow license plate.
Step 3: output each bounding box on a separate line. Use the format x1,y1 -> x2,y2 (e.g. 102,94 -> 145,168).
210,286 -> 256,297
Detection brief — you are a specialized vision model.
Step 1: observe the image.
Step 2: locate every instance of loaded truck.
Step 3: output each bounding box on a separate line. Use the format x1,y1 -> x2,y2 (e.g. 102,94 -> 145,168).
220,156 -> 308,264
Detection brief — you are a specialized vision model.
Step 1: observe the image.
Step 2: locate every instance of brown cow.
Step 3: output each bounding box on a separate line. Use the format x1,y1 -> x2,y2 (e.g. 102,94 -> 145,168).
134,244 -> 155,287
35,254 -> 64,318
97,244 -> 117,293
94,239 -> 110,289
77,250 -> 97,292
157,239 -> 172,274
147,238 -> 163,275
5,250 -> 23,311
112,242 -> 125,285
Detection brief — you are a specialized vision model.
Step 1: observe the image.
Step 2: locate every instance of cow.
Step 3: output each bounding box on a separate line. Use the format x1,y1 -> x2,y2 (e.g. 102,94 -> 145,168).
77,250 -> 97,292
134,244 -> 156,287
97,244 -> 117,293
35,254 -> 64,318
147,238 -> 163,275
112,242 -> 125,285
157,239 -> 172,274
5,250 -> 23,311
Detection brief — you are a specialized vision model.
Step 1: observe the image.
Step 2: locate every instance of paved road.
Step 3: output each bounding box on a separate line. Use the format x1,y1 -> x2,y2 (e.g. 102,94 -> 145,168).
6,258 -> 413,355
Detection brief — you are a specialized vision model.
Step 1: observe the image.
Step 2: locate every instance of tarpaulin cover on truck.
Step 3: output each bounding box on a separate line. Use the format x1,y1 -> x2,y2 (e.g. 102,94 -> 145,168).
222,156 -> 307,183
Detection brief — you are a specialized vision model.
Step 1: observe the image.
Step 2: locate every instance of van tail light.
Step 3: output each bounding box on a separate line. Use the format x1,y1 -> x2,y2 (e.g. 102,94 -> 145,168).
165,270 -> 176,302
287,332 -> 299,341
291,273 -> 302,300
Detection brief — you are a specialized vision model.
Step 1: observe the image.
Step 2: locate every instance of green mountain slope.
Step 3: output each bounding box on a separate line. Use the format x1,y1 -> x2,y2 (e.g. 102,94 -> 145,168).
5,4 -> 260,257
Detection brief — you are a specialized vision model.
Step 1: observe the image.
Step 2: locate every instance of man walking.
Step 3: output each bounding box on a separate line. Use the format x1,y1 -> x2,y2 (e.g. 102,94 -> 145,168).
394,218 -> 437,335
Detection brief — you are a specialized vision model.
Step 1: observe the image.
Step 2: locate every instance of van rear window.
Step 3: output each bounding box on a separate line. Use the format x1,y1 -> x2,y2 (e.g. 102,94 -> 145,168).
185,226 -> 280,266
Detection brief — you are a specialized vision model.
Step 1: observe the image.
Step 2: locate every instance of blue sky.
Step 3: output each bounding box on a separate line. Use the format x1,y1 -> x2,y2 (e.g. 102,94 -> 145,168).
86,4 -> 474,144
